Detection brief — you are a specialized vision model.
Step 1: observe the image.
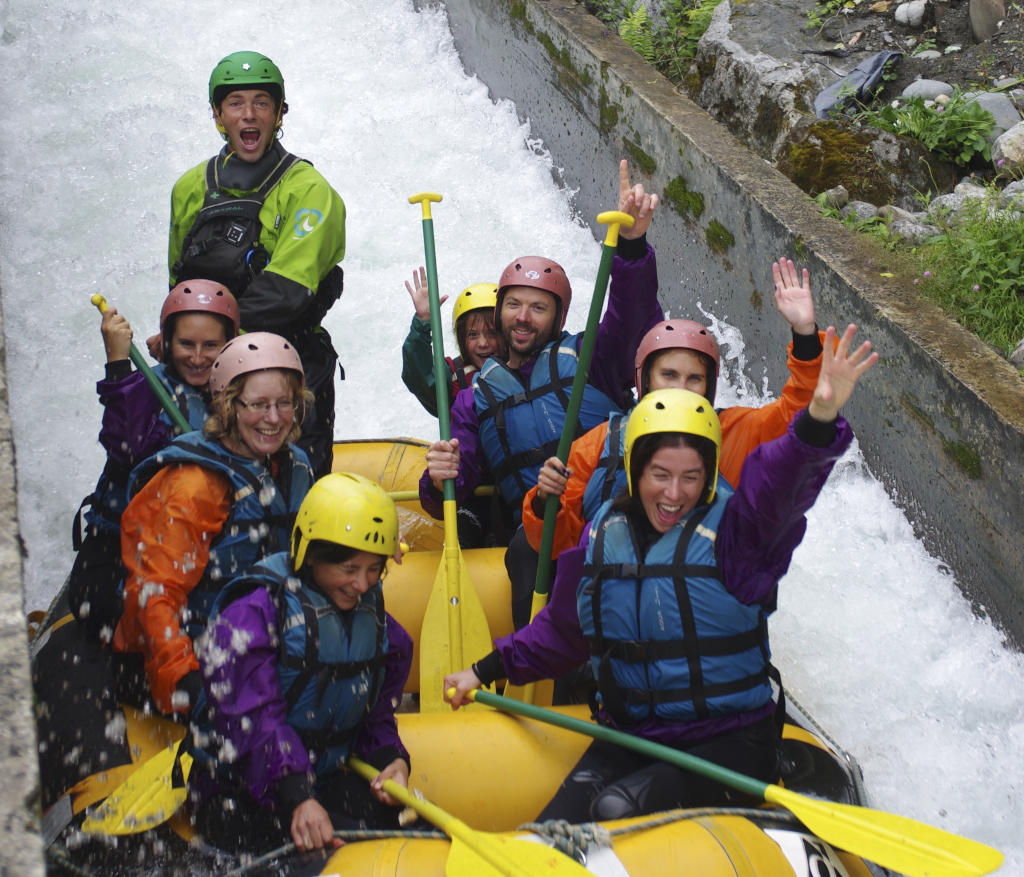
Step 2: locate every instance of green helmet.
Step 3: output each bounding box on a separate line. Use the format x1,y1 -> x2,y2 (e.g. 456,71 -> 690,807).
209,51 -> 284,106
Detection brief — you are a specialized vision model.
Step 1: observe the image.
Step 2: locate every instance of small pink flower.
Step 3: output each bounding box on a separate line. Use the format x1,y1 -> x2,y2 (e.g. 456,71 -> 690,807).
914,278 -> 919,285
973,285 -> 980,291
998,159 -> 1006,168
867,259 -> 873,266
937,106 -> 944,112
923,271 -> 931,277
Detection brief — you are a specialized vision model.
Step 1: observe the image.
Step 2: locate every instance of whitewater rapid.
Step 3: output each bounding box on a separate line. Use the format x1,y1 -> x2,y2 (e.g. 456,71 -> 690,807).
0,0 -> 1020,870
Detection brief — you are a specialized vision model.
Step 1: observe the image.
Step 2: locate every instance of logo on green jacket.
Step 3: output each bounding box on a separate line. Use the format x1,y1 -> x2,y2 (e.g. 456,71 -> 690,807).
293,208 -> 323,239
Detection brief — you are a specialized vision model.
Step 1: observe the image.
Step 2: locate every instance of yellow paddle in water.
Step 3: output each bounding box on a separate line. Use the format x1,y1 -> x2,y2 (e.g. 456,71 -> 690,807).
454,688 -> 1005,877
409,193 -> 494,712
81,737 -> 192,835
347,757 -> 590,877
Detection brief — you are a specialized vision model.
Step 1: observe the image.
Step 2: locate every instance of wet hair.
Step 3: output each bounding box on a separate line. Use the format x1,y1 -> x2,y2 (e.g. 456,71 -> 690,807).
161,312 -> 234,367
609,432 -> 717,518
641,348 -> 715,400
301,540 -> 389,575
455,309 -> 501,363
203,369 -> 313,447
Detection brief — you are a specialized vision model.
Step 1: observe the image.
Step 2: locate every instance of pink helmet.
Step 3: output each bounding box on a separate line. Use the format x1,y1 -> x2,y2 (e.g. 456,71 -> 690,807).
496,256 -> 572,332
209,332 -> 304,394
635,320 -> 720,402
160,280 -> 240,357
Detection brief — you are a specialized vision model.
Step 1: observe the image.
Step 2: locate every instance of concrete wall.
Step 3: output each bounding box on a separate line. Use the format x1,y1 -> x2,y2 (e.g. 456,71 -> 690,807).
0,270 -> 44,874
427,0 -> 1024,644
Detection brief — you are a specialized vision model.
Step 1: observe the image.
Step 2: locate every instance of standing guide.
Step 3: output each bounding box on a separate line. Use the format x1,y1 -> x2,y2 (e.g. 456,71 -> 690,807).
162,51 -> 346,478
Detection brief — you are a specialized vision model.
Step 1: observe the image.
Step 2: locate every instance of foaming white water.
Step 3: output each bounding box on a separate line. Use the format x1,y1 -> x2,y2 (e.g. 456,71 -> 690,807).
0,0 -> 1021,872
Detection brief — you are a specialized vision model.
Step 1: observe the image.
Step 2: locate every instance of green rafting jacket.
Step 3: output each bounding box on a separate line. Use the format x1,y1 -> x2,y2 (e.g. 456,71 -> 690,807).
402,315 -> 444,417
168,154 -> 346,333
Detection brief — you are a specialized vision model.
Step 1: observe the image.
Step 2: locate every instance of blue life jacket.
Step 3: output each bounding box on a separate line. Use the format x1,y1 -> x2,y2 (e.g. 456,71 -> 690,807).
474,332 -> 622,518
127,433 -> 312,641
75,364 -> 212,547
581,412 -> 630,524
200,552 -> 388,780
578,483 -> 773,727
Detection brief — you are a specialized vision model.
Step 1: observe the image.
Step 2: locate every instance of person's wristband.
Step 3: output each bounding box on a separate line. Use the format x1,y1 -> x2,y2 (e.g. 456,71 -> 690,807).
795,408 -> 837,446
104,360 -> 133,382
791,325 -> 822,361
472,651 -> 506,687
277,772 -> 316,814
616,233 -> 647,261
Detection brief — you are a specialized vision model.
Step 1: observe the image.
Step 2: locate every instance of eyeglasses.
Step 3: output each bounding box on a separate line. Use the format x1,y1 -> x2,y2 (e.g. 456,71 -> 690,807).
234,397 -> 301,416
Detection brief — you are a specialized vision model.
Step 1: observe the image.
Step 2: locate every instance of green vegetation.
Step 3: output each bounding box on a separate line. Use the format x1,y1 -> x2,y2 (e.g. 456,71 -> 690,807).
623,136 -> 658,174
705,219 -> 735,254
584,0 -> 726,84
663,175 -> 705,220
853,91 -> 995,167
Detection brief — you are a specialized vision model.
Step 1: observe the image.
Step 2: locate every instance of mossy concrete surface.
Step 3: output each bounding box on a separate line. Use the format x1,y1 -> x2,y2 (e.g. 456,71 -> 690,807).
0,267 -> 44,873
425,0 -> 1024,646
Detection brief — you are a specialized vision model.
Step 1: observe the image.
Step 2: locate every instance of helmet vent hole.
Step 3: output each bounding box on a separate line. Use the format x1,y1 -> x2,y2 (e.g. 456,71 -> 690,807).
699,329 -> 707,335
544,267 -> 552,273
655,402 -> 665,410
515,263 -> 522,270
666,325 -> 674,331
183,287 -> 192,295
247,343 -> 258,351
283,343 -> 292,350
373,517 -> 383,523
697,405 -> 705,412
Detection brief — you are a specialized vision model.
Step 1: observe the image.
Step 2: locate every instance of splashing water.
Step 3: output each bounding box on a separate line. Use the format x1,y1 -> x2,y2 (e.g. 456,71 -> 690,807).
0,0 -> 1021,872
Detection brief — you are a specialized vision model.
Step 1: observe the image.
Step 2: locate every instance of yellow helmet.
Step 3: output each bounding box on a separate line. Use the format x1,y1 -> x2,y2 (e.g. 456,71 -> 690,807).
291,473 -> 399,569
623,389 -> 722,503
451,283 -> 498,335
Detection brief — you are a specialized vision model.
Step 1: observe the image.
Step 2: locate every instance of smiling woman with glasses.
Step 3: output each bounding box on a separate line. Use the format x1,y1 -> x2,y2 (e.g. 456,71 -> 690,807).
109,332 -> 316,721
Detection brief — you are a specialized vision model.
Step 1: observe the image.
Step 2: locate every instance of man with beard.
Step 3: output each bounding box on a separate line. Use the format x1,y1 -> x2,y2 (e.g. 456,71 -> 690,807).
419,161 -> 662,631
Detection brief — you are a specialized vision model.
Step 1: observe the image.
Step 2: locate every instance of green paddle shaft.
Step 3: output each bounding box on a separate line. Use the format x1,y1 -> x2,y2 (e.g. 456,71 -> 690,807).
91,295 -> 192,435
410,193 -> 454,505
466,688 -> 766,798
532,212 -> 634,599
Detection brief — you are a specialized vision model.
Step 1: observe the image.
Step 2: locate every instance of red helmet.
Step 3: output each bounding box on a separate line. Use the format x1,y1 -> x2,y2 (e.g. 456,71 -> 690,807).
160,280 -> 240,358
635,320 -> 720,402
209,332 -> 304,394
496,256 -> 571,332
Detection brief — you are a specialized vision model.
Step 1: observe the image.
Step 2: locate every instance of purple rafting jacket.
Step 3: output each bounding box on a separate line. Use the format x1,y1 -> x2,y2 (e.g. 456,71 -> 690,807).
199,588 -> 412,810
418,244 -> 664,517
96,368 -> 173,468
491,412 -> 854,746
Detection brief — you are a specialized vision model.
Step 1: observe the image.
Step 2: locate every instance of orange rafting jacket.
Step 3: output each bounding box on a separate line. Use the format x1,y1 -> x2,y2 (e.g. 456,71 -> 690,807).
522,334 -> 825,558
113,464 -> 232,714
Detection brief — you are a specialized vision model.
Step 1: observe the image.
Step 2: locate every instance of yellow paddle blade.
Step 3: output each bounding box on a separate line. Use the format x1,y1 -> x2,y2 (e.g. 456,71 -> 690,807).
501,678 -> 554,707
447,832 -> 590,877
420,542 -> 494,713
765,786 -> 1004,877
81,740 -> 192,835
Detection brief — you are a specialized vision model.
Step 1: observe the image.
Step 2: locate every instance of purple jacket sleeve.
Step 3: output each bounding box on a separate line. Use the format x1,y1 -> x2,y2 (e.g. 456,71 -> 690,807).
96,371 -> 169,467
493,544 -> 590,684
418,388 -> 483,520
352,613 -> 412,768
586,245 -> 664,404
202,588 -> 312,810
718,412 -> 853,607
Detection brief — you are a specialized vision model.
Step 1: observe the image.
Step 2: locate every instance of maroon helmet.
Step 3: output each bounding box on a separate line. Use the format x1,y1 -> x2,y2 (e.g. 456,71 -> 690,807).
496,256 -> 572,332
209,332 -> 304,394
635,319 -> 720,402
159,280 -> 240,358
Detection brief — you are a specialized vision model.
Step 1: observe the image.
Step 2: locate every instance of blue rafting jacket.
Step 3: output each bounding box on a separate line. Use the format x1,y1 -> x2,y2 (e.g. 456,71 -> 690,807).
581,412 -> 631,524
200,551 -> 388,779
578,483 -> 772,726
76,363 -> 212,544
474,331 -> 622,518
128,433 -> 312,641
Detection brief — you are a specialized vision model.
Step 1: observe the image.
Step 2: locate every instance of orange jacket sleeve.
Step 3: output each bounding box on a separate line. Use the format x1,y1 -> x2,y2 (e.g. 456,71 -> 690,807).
521,421 -> 609,558
718,331 -> 825,487
113,464 -> 232,714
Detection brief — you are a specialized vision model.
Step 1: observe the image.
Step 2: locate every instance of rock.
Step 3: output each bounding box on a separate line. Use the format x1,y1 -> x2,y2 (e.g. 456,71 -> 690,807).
879,204 -> 923,222
690,0 -> 846,160
944,44 -> 962,53
903,79 -> 953,99
914,50 -> 942,59
896,0 -> 929,27
841,201 -> 880,221
927,191 -> 996,221
999,180 -> 1024,207
961,91 -> 1022,142
890,219 -> 941,243
954,181 -> 988,197
883,32 -> 895,44
935,93 -> 951,104
1010,337 -> 1024,368
1009,89 -> 1024,113
969,0 -> 1005,42
824,184 -> 850,210
992,122 -> 1024,177
777,119 -> 957,211
994,77 -> 1019,88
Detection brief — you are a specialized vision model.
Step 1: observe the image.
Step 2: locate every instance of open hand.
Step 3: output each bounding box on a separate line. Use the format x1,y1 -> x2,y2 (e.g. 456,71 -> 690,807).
808,325 -> 878,423
772,259 -> 816,336
405,266 -> 447,321
617,159 -> 659,240
426,438 -> 460,492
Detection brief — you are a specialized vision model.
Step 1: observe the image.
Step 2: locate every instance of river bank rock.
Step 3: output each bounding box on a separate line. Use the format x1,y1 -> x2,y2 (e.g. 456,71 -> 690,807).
688,0 -> 845,160
992,122 -> 1024,177
777,119 -> 956,210
969,0 -> 1006,42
